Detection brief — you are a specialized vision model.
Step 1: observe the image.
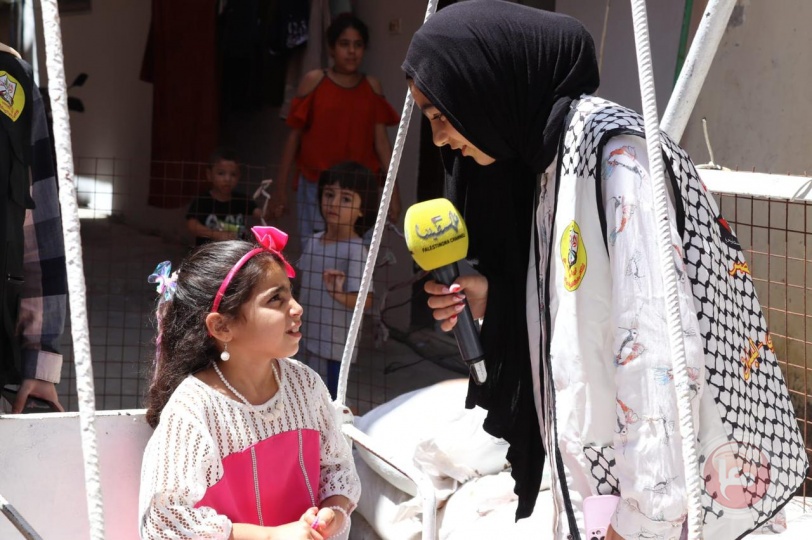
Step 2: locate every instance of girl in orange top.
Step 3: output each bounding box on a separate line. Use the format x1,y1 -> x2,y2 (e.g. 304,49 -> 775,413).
274,14 -> 400,245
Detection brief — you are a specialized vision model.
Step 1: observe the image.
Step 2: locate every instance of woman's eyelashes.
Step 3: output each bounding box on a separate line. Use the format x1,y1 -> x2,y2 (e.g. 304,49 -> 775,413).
430,112 -> 445,122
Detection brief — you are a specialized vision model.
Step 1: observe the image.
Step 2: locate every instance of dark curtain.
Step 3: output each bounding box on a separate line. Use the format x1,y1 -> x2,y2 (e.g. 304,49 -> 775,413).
143,0 -> 220,208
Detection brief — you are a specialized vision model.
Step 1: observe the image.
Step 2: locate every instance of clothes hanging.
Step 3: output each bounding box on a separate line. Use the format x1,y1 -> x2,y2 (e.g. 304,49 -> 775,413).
143,0 -> 220,209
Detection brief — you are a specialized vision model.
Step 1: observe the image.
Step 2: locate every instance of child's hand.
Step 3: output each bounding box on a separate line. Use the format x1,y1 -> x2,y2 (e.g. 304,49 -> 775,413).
305,506 -> 347,539
267,519 -> 324,539
322,269 -> 346,294
233,516 -> 323,540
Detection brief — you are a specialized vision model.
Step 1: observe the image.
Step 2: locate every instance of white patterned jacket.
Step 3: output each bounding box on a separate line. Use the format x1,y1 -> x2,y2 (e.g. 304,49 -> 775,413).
526,97 -> 807,540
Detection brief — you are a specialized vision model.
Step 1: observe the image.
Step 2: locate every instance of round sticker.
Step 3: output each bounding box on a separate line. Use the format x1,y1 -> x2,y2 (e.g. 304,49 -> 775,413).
0,71 -> 26,121
560,220 -> 587,291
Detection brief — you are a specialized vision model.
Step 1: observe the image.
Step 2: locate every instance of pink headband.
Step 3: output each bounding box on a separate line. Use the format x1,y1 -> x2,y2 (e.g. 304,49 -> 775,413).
210,226 -> 296,313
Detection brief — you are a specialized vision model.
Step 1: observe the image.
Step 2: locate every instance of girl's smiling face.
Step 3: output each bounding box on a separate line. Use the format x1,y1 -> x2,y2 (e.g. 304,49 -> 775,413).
228,263 -> 303,361
409,82 -> 496,166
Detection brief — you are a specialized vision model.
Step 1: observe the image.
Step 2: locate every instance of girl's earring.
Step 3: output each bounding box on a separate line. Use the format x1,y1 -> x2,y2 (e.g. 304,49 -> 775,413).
220,342 -> 231,362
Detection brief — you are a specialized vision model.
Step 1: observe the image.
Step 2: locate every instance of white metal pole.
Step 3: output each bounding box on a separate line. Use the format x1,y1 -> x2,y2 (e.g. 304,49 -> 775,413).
38,2 -> 106,539
630,1 -> 703,538
660,0 -> 737,141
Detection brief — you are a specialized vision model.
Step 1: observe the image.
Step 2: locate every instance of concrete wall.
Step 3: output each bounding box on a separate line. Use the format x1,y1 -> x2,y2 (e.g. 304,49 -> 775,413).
0,410 -> 152,540
36,1 -> 187,240
557,0 -> 685,116
680,0 -> 812,175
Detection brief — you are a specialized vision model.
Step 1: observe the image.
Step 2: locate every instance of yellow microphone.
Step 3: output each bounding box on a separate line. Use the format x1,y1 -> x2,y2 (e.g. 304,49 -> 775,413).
404,198 -> 487,384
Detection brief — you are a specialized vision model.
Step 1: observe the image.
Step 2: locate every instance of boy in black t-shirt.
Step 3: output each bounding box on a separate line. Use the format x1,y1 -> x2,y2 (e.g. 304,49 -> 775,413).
186,149 -> 267,246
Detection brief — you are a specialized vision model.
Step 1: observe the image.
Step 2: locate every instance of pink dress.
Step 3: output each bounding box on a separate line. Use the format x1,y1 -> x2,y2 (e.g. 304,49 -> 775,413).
195,429 -> 320,526
138,358 -> 360,539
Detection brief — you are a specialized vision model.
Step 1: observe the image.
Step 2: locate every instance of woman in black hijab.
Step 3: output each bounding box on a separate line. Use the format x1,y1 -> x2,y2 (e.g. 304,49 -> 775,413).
403,2 -> 807,540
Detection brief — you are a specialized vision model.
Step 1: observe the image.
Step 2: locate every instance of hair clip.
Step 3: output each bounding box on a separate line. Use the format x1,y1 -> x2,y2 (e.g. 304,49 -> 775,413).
148,261 -> 179,302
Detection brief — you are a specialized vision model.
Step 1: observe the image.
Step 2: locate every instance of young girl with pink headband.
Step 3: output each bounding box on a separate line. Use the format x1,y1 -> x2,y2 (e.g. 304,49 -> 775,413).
139,226 -> 359,540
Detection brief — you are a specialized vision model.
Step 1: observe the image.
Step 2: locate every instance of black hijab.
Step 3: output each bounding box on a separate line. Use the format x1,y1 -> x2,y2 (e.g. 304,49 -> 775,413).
402,0 -> 599,174
402,0 -> 600,519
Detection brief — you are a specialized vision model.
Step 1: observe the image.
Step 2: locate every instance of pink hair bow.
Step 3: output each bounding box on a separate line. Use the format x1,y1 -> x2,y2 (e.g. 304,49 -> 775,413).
211,226 -> 296,313
251,226 -> 295,278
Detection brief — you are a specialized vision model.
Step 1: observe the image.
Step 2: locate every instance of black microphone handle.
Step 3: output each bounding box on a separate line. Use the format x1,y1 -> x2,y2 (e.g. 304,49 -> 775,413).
432,263 -> 487,385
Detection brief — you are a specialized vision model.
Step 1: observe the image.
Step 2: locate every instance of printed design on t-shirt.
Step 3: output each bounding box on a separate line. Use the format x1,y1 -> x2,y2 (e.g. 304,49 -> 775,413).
624,249 -> 645,292
615,324 -> 645,366
616,398 -> 639,425
642,407 -> 676,446
728,260 -> 751,277
205,213 -> 246,235
740,333 -> 774,381
0,71 -> 26,121
608,195 -> 637,246
716,216 -> 742,251
615,398 -> 639,456
560,220 -> 587,291
652,366 -> 701,399
615,416 -> 629,451
645,476 -> 677,496
604,145 -> 644,187
672,243 -> 687,282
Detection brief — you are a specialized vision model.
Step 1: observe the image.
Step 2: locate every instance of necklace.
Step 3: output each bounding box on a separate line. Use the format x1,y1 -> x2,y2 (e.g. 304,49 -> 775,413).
213,361 -> 284,421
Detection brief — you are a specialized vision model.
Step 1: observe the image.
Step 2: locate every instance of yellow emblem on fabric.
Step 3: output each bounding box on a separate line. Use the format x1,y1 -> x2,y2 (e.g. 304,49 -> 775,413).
561,220 -> 587,291
0,71 -> 26,121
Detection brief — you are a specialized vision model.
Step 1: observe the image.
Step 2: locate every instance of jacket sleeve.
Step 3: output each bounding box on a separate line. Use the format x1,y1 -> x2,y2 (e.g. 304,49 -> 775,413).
602,135 -> 705,540
18,85 -> 66,383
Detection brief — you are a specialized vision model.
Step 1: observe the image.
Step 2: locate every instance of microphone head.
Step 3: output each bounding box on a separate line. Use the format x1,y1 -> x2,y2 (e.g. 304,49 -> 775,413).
404,198 -> 469,271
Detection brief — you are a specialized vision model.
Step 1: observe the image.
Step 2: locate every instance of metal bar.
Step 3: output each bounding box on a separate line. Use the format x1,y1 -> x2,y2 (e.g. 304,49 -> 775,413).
661,0 -> 737,141
0,493 -> 44,540
38,2 -> 106,538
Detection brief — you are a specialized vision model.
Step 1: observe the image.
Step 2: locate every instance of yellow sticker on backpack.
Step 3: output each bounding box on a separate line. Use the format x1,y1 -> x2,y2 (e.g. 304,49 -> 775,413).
561,220 -> 587,291
0,71 -> 26,121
